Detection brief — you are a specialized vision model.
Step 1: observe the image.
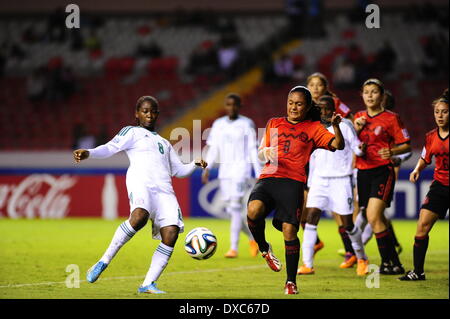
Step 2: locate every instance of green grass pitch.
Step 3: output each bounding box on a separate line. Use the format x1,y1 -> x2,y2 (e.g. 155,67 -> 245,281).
0,217 -> 448,299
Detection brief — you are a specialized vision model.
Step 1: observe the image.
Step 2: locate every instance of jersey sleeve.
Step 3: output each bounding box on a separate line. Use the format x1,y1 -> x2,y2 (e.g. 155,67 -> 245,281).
342,121 -> 364,156
168,143 -> 197,178
206,120 -> 219,146
88,126 -> 135,159
313,123 -> 336,151
420,134 -> 433,164
391,114 -> 410,145
246,120 -> 262,177
261,118 -> 274,149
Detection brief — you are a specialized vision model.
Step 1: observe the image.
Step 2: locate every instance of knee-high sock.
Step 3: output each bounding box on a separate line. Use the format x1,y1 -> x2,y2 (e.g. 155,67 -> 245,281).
347,226 -> 368,260
142,243 -> 174,286
301,221 -> 321,245
413,235 -> 429,274
100,220 -> 136,264
354,212 -> 368,232
285,238 -> 300,284
228,200 -> 243,251
247,216 -> 268,253
362,223 -> 373,245
338,226 -> 355,254
302,223 -> 317,268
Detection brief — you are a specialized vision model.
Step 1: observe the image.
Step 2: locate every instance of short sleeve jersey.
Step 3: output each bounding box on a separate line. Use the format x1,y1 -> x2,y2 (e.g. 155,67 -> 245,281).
259,117 -> 336,183
421,128 -> 449,186
355,110 -> 410,170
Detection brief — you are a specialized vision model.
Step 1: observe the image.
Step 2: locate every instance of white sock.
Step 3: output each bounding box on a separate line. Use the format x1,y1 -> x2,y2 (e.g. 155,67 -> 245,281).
142,243 -> 174,287
302,223 -> 317,268
228,200 -> 243,251
362,223 -> 373,245
347,226 -> 368,260
354,211 -> 368,232
100,220 -> 136,264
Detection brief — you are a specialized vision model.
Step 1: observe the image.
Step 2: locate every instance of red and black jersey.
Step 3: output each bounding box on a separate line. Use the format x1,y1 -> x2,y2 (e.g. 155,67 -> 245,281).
259,117 -> 336,183
421,128 -> 449,186
333,97 -> 352,118
355,110 -> 410,170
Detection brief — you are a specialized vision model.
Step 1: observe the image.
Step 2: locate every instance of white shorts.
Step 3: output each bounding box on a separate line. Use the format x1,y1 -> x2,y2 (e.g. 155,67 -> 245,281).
129,187 -> 184,240
219,178 -> 248,201
306,175 -> 354,215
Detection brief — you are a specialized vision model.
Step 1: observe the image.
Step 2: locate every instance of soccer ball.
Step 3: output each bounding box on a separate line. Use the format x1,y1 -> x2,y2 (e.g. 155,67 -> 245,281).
184,227 -> 217,260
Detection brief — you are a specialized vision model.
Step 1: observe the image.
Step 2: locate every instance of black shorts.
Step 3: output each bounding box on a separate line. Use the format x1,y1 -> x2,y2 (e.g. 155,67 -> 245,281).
421,180 -> 449,219
248,177 -> 304,232
357,164 -> 396,208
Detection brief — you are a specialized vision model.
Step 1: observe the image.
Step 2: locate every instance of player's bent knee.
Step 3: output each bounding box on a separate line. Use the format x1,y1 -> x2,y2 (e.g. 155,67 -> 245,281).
247,200 -> 265,220
129,208 -> 150,231
160,225 -> 180,247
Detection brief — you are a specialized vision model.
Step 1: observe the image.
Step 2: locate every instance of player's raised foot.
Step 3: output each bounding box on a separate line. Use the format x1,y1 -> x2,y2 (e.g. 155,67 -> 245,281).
224,249 -> 238,258
391,264 -> 405,275
398,270 -> 426,281
86,261 -> 108,283
356,259 -> 369,276
313,240 -> 324,255
261,243 -> 282,272
339,253 -> 357,269
284,281 -> 299,295
249,240 -> 259,257
138,282 -> 166,294
297,264 -> 315,275
337,248 -> 346,257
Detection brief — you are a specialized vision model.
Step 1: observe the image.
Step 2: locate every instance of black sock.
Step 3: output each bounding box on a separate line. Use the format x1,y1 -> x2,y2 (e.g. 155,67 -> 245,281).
338,226 -> 355,255
247,216 -> 269,253
388,222 -> 400,247
413,235 -> 429,274
285,238 -> 300,284
375,230 -> 391,264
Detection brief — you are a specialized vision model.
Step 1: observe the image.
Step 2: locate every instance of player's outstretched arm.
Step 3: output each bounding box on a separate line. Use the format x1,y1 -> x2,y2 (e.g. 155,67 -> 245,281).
73,149 -> 90,163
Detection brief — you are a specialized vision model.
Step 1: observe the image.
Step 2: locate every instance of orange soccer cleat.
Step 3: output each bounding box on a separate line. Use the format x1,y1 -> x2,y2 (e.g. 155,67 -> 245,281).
249,240 -> 259,257
313,240 -> 324,255
339,253 -> 357,268
224,249 -> 238,258
297,264 -> 315,275
356,259 -> 370,276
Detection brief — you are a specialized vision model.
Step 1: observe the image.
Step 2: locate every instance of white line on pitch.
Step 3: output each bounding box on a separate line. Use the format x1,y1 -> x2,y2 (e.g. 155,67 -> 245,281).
0,264 -> 265,289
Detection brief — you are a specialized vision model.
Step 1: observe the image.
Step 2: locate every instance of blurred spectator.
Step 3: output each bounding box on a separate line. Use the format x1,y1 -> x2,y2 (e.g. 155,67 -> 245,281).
306,0 -> 325,38
371,41 -> 397,75
26,67 -> 47,103
421,32 -> 448,77
136,39 -> 163,58
217,34 -> 241,79
186,40 -> 218,76
273,54 -> 294,83
72,124 -> 95,149
47,7 -> 67,43
285,0 -> 307,38
84,30 -> 102,52
333,58 -> 356,89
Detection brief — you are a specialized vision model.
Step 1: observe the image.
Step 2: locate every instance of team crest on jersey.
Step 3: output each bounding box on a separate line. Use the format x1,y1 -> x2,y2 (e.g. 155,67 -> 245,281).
374,126 -> 382,136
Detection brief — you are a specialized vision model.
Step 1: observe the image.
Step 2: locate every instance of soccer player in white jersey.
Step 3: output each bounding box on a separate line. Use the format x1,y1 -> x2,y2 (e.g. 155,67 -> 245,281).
298,95 -> 370,276
73,96 -> 207,294
201,93 -> 261,258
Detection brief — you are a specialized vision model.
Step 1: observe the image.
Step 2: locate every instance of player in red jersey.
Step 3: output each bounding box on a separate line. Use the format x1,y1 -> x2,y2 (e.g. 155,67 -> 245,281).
306,72 -> 357,263
353,78 -> 411,275
246,86 -> 344,294
399,96 -> 449,281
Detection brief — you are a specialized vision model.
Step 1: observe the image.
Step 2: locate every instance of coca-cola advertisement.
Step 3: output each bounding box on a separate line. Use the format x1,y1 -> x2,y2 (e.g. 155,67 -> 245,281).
0,172 -> 190,219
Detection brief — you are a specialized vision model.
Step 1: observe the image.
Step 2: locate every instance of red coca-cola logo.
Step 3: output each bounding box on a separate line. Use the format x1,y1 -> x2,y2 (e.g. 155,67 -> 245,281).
0,174 -> 77,218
